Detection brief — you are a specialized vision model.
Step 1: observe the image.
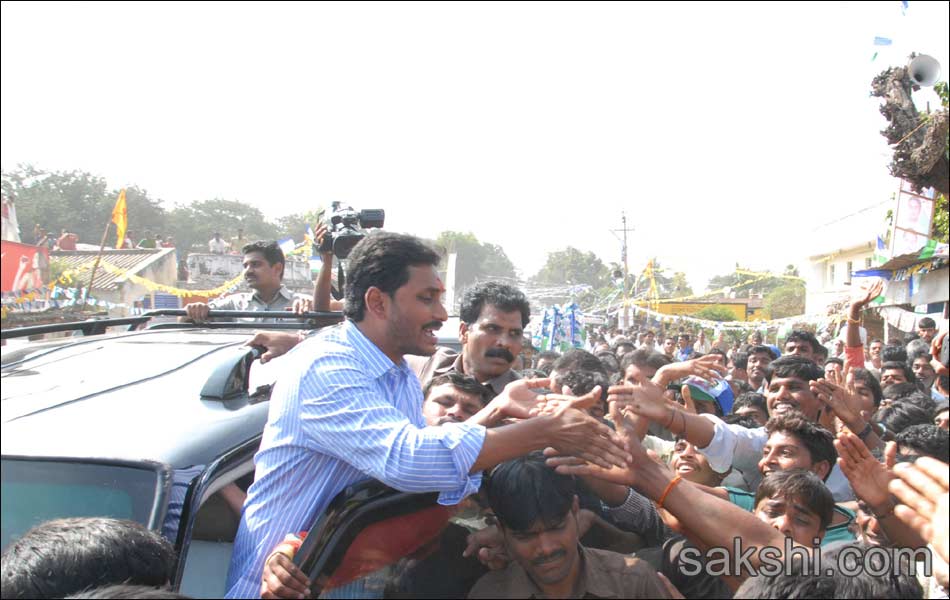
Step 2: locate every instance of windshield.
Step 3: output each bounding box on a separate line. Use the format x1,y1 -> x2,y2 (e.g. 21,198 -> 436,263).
1,459 -> 161,551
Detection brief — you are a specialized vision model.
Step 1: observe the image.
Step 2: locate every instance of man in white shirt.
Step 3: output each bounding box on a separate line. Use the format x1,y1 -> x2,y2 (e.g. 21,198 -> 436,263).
208,232 -> 230,254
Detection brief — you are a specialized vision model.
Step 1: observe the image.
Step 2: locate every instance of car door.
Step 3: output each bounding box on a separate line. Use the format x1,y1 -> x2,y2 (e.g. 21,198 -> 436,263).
295,480 -> 490,598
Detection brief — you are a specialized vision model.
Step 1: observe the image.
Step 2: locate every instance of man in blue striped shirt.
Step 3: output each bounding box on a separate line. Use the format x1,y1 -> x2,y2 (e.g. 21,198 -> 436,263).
225,232 -> 629,598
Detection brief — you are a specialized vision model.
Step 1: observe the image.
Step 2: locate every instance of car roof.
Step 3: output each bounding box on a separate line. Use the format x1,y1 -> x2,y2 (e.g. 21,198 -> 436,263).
1,328 -> 273,468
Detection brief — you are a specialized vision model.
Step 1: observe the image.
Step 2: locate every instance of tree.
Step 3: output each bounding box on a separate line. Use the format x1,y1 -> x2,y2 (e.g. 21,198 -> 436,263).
870,62 -> 948,196
669,272 -> 694,298
764,282 -> 806,319
276,209 -> 325,242
435,231 -> 516,293
169,198 -> 279,252
532,247 -> 609,289
692,305 -> 738,322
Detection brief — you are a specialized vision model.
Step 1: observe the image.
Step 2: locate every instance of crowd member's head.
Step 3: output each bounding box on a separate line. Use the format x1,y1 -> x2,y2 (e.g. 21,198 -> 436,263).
880,382 -> 922,408
241,240 -> 285,294
752,470 -> 834,546
909,353 -> 937,389
344,232 -> 446,359
620,348 -> 671,384
867,338 -> 884,365
823,357 -> 843,380
662,336 -> 676,357
721,413 -> 763,429
747,345 -> 777,389
677,333 -> 691,350
763,355 -> 825,421
486,452 -> 582,595
760,413 -> 836,481
643,330 -> 656,347
784,330 -> 821,363
65,585 -> 190,599
550,349 -> 607,382
894,423 -> 949,459
881,344 -> 908,364
671,436 -> 728,486
556,369 -> 610,420
935,400 -> 949,430
518,339 -> 537,372
730,350 -> 749,382
881,386 -> 937,415
707,348 -> 728,368
534,351 -> 560,375
0,517 -> 175,599
594,351 -> 621,378
422,372 -> 492,426
729,378 -> 754,397
880,361 -> 915,388
458,282 -> 530,382
916,317 -> 938,343
873,402 -> 933,435
845,368 -> 883,415
613,340 -> 635,359
814,344 -> 829,364
731,392 -> 769,427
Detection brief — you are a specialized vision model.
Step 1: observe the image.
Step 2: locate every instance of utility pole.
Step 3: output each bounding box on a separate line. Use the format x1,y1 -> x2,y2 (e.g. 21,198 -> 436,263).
610,212 -> 634,330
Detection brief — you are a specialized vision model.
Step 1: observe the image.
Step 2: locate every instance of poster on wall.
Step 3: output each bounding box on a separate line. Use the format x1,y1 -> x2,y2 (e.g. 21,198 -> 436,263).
1,240 -> 50,292
892,180 -> 936,257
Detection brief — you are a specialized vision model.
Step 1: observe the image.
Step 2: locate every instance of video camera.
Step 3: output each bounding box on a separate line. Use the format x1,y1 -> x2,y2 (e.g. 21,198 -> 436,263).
318,201 -> 385,259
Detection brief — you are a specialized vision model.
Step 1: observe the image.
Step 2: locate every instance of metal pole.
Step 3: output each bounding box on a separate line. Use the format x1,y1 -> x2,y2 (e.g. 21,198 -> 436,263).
83,220 -> 112,310
622,211 -> 629,330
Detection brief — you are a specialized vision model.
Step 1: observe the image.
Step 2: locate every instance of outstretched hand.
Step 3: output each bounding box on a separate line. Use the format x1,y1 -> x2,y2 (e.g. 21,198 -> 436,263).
834,431 -> 894,512
889,457 -> 950,566
851,278 -> 885,308
653,354 -> 727,387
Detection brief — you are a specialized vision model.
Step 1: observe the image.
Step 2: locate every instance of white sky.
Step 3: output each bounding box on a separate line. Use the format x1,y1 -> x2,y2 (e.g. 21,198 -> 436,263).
2,1 -> 948,291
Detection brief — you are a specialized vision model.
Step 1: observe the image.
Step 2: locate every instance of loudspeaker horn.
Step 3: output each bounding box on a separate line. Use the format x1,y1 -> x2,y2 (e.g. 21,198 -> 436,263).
908,54 -> 941,87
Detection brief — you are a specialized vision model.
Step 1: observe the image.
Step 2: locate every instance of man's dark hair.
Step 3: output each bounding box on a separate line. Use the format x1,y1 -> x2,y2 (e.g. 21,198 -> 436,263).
823,357 -> 844,368
918,317 -> 936,329
786,330 -> 821,354
343,232 -> 442,322
753,470 -> 834,533
937,374 -> 950,395
552,349 -> 608,378
721,413 -> 762,429
873,403 -> 932,434
732,392 -> 768,417
65,585 -> 189,599
748,345 -> 778,360
678,333 -> 691,341
732,351 -> 750,370
886,389 -> 937,415
0,517 -> 175,599
869,338 -> 884,347
620,348 -> 672,373
764,355 -> 824,384
730,379 -> 754,395
422,371 -> 492,408
882,344 -> 908,364
487,451 -> 576,532
881,361 -> 917,385
519,368 -> 548,379
557,369 -> 610,403
764,413 -> 837,481
594,351 -> 621,375
242,240 -> 286,277
459,282 -> 530,328
895,424 -> 949,459
882,381 -> 920,402
534,351 -> 560,374
612,341 -> 636,355
708,348 -> 728,362
849,368 -> 883,407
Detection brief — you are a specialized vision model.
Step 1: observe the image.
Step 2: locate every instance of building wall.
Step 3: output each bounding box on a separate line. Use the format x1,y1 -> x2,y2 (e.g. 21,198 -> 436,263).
804,242 -> 875,315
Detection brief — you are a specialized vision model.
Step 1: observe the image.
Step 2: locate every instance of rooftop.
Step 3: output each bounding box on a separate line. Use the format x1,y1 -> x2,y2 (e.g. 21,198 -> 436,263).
51,248 -> 175,291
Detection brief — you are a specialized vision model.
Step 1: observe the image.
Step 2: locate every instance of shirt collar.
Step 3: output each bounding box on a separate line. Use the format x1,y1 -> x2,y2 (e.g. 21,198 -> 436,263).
343,320 -> 408,379
500,545 -> 611,599
448,353 -> 519,396
250,285 -> 293,305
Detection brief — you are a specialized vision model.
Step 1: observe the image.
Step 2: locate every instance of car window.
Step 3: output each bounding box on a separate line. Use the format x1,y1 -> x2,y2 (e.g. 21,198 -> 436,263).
1,458 -> 162,551
300,484 -> 489,599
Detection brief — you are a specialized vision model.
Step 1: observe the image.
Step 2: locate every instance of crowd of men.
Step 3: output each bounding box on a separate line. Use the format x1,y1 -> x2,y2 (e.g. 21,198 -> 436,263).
2,231 -> 948,599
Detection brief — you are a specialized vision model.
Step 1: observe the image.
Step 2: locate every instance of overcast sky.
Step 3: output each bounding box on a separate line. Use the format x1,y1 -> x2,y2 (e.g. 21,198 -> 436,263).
2,1 -> 947,291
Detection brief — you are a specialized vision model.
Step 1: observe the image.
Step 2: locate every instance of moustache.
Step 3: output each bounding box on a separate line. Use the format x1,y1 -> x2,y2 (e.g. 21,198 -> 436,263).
485,347 -> 515,363
422,321 -> 443,332
532,550 -> 566,567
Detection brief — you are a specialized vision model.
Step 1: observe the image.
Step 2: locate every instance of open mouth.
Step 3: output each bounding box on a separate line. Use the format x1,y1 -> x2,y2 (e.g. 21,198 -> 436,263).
422,326 -> 439,345
772,402 -> 797,414
676,463 -> 696,474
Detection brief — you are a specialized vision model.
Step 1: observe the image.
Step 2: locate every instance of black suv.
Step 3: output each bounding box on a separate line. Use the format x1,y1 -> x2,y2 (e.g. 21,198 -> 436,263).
1,312 -> 489,598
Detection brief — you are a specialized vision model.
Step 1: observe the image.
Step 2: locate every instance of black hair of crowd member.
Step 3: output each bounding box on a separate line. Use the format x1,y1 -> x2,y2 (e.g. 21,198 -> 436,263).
753,470 -> 835,533
65,584 -> 191,599
558,369 -> 610,403
882,381 -> 921,402
0,517 -> 175,600
786,330 -> 822,354
764,355 -> 824,384
343,232 -> 442,322
459,281 -> 530,328
721,413 -> 762,429
748,344 -> 778,360
873,402 -> 933,434
241,240 -> 286,280
764,412 -> 837,481
487,451 -> 576,532
895,424 -> 950,459
732,392 -> 768,415
422,371 -> 493,407
882,344 -> 908,364
620,348 -> 672,373
849,368 -> 883,407
824,357 -> 844,368
594,351 -> 621,375
552,349 -> 608,378
732,350 -> 750,370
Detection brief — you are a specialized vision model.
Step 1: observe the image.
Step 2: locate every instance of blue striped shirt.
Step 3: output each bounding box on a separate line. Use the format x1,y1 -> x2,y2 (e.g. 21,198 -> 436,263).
225,320 -> 486,598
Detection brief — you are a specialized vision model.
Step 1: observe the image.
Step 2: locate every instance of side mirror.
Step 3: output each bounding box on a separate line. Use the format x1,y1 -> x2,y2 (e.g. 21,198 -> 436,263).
201,346 -> 263,401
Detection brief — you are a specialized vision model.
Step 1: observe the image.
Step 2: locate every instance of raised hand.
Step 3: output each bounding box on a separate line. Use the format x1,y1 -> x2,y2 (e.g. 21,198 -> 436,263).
653,353 -> 728,387
246,331 -> 302,363
291,297 -> 314,314
889,457 -> 950,566
834,432 -> 894,513
607,374 -> 672,425
544,401 -> 631,470
463,525 -> 509,571
851,278 -> 885,308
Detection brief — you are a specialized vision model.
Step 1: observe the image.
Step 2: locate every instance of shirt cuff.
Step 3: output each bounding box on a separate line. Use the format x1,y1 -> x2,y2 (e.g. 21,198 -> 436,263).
697,414 -> 735,474
434,421 -> 487,505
